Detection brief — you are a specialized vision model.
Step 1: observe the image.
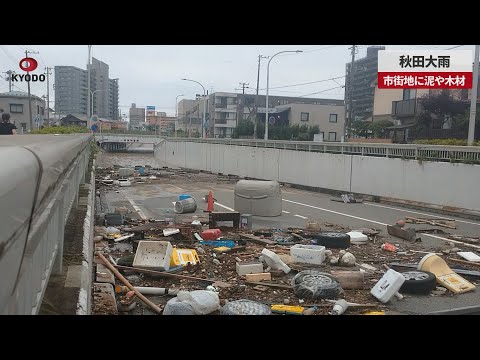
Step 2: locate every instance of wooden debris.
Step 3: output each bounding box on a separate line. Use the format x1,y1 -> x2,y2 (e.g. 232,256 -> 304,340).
245,281 -> 292,290
240,233 -> 276,245
405,216 -> 456,229
448,258 -> 480,268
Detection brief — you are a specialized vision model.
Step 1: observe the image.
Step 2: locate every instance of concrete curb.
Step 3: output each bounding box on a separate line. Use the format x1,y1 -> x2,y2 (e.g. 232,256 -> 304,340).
76,163 -> 95,315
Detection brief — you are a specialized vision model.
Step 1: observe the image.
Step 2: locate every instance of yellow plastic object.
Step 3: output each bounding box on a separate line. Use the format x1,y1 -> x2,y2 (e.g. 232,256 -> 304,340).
418,253 -> 475,294
213,246 -> 231,253
271,304 -> 305,315
362,310 -> 385,315
170,248 -> 200,267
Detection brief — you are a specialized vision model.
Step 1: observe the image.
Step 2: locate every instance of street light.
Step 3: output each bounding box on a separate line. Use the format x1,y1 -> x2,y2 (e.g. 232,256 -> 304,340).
181,78 -> 207,138
264,50 -> 303,140
175,94 -> 184,138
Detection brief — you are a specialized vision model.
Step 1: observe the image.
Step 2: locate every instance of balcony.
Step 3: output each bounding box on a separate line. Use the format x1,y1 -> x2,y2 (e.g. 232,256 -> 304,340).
392,99 -> 417,117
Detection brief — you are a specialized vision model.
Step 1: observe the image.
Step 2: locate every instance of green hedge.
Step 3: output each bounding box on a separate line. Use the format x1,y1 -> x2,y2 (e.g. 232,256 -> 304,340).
414,139 -> 480,146
31,126 -> 90,134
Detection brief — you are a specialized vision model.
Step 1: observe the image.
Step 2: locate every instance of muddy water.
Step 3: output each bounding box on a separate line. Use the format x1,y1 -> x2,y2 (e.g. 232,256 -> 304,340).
96,151 -> 164,168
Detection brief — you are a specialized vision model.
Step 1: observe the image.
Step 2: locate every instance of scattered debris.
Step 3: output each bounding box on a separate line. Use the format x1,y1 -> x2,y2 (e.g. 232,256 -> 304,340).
457,252 -> 480,262
405,216 -> 456,229
387,225 -> 416,241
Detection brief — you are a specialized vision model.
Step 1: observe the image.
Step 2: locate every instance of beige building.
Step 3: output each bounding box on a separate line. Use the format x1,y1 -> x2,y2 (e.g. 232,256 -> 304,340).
0,91 -> 46,133
277,102 -> 345,141
177,98 -> 205,136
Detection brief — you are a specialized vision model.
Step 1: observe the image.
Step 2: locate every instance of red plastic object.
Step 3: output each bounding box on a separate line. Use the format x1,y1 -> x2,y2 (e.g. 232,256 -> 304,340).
201,229 -> 222,240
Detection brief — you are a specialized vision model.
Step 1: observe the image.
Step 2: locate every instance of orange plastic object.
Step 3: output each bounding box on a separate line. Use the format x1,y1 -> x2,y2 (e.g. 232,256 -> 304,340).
206,191 -> 214,212
417,253 -> 475,294
381,242 -> 397,252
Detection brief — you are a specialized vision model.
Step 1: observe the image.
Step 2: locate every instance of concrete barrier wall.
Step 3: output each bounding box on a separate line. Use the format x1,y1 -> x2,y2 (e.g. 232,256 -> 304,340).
155,141 -> 480,212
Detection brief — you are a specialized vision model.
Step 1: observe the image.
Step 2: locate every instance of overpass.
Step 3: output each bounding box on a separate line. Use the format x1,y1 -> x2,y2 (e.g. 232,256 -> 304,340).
0,134 -> 93,315
95,133 -> 164,152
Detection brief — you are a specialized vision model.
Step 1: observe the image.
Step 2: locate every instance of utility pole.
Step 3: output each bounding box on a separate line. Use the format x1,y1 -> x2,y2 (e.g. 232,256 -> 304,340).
45,67 -> 52,124
5,70 -> 14,92
468,45 -> 479,145
25,50 -> 38,132
238,82 -> 249,127
345,45 -> 357,140
254,55 -> 268,138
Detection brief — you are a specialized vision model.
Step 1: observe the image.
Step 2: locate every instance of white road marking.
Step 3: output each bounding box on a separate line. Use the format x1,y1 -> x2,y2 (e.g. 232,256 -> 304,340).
167,184 -> 185,191
364,202 -> 480,227
282,210 -> 290,214
283,199 -> 387,226
122,191 -> 148,220
294,214 -> 308,219
215,202 -> 235,212
283,198 -> 480,247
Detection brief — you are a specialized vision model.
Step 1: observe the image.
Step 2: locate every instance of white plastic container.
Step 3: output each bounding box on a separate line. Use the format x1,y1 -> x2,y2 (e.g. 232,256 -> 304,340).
261,248 -> 291,274
290,244 -> 326,265
347,231 -> 368,245
133,241 -> 173,271
370,269 -> 405,303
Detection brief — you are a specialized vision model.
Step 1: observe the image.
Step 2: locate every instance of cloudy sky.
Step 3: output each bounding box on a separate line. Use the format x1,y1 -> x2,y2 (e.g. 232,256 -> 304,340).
0,45 -> 472,119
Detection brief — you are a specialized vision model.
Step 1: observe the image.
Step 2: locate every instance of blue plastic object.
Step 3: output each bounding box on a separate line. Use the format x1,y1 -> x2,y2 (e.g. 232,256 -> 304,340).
138,167 -> 145,175
199,240 -> 235,248
178,194 -> 192,200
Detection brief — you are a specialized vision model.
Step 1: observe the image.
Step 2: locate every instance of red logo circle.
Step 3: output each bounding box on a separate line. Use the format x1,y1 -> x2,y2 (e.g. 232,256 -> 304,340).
19,57 -> 38,72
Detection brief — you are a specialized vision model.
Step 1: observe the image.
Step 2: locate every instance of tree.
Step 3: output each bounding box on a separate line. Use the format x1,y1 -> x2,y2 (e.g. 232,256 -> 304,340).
350,120 -> 370,138
416,90 -> 468,130
368,120 -> 393,138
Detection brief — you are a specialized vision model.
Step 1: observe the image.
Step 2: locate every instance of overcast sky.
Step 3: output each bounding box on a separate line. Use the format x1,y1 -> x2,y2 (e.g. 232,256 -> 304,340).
0,45 -> 473,119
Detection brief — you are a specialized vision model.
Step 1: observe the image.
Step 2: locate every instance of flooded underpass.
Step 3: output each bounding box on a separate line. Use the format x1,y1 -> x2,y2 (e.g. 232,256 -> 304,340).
91,150 -> 480,316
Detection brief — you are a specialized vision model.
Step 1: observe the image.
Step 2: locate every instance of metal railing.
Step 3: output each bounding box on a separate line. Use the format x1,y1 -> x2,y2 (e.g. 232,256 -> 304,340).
164,138 -> 480,162
0,134 -> 92,314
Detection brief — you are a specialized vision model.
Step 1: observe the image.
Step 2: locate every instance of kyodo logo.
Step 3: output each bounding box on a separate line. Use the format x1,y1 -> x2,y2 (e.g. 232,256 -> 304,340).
11,57 -> 46,82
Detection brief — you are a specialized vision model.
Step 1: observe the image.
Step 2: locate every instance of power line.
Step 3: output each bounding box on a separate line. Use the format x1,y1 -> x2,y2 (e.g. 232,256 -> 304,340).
446,45 -> 465,50
0,73 -> 26,92
300,85 -> 344,97
0,46 -> 18,64
259,75 -> 345,91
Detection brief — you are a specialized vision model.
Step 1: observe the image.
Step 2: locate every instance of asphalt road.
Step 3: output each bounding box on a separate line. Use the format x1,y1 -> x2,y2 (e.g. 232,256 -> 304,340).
102,179 -> 480,315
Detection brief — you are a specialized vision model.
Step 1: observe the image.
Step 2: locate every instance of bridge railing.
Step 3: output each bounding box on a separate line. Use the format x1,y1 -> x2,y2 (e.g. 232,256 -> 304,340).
164,138 -> 480,162
0,134 -> 92,314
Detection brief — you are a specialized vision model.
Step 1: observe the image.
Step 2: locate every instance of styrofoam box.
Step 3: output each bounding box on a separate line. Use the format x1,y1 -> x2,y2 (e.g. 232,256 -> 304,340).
133,241 -> 173,271
370,269 -> 405,303
290,244 -> 326,265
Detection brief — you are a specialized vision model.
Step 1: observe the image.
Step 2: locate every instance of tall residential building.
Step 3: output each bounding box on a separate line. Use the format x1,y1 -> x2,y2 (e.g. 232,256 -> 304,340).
345,46 -> 386,121
129,103 -> 145,130
54,57 -> 119,120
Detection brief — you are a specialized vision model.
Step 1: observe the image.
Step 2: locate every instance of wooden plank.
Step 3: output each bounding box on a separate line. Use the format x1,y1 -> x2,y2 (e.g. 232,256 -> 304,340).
330,270 -> 365,289
448,258 -> 480,268
240,233 -> 276,245
405,216 -> 456,229
114,264 -> 217,283
245,281 -> 292,290
245,273 -> 272,282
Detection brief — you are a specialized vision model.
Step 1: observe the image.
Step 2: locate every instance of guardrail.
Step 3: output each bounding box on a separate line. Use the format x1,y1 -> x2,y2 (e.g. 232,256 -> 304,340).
0,134 -> 92,314
164,138 -> 480,162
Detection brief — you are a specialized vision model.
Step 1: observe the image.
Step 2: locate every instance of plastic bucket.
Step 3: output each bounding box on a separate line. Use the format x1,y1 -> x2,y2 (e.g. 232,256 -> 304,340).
178,194 -> 192,201
174,197 -> 197,214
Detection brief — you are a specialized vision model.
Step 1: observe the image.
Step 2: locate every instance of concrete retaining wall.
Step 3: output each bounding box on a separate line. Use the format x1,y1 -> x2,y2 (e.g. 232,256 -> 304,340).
155,141 -> 480,213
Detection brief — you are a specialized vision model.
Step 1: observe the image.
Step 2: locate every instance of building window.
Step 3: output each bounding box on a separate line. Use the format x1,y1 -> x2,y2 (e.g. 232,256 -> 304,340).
403,89 -> 417,100
329,114 -> 338,123
37,105 -> 40,114
301,112 -> 309,122
319,131 -> 324,140
328,132 -> 337,141
21,123 -> 27,131
10,104 -> 23,113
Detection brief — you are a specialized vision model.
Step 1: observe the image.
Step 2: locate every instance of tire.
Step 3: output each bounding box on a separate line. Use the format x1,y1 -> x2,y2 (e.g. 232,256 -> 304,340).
220,299 -> 272,315
313,232 -> 351,249
292,270 -> 342,300
400,270 -> 437,294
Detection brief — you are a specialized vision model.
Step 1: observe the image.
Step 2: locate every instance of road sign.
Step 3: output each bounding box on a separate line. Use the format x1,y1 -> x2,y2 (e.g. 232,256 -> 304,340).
268,116 -> 276,125
91,124 -> 99,132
